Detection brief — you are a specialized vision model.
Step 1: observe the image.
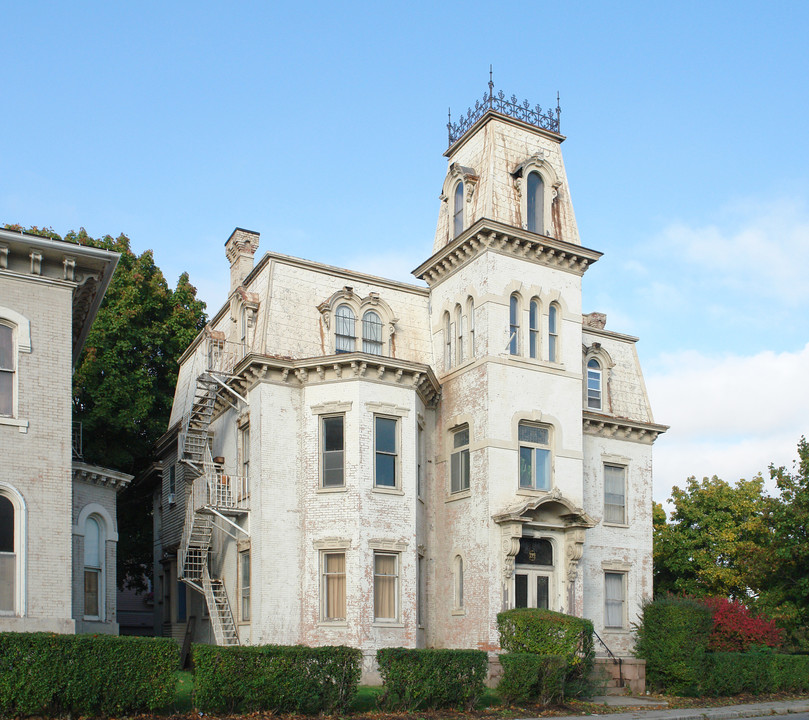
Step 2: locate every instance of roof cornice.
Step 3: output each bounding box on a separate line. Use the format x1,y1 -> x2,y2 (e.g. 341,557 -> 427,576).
582,411 -> 668,444
72,461 -> 133,492
413,218 -> 602,286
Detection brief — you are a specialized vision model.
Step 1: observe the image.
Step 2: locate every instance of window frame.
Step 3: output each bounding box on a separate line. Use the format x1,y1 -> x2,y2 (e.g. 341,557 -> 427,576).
321,550 -> 347,622
444,311 -> 452,370
603,463 -> 627,525
604,571 -> 626,629
587,358 -> 602,410
467,297 -> 475,358
83,515 -> 104,621
417,421 -> 425,500
529,299 -> 540,359
362,310 -> 384,355
320,414 -> 345,489
453,181 -> 464,238
455,305 -> 464,365
373,415 -> 399,489
450,425 -> 470,494
548,303 -> 560,362
373,550 -> 400,622
0,487 -> 23,617
518,422 -> 552,492
453,554 -> 464,612
526,171 -> 545,234
240,424 -> 250,497
239,548 -> 251,623
509,294 -> 520,356
0,321 -> 14,419
335,304 -> 356,353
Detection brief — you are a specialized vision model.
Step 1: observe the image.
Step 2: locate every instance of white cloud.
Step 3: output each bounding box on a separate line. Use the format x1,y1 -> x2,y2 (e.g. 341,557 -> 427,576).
646,344 -> 809,503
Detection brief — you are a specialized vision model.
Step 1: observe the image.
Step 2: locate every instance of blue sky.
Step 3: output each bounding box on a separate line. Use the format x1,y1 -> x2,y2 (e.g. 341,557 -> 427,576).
2,2 -> 807,503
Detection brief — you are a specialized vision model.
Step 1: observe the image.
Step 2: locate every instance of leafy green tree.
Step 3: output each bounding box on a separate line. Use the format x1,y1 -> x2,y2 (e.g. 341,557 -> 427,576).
5,225 -> 207,588
653,476 -> 768,600
756,438 -> 809,648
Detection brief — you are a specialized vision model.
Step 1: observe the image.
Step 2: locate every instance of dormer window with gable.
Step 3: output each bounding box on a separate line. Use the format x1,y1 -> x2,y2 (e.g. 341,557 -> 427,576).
526,172 -> 544,233
587,359 -> 602,410
513,154 -> 561,237
320,289 -> 397,357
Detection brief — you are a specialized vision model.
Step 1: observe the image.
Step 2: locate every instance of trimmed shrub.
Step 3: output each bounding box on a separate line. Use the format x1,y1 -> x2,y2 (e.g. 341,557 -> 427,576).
634,595 -> 713,695
0,632 -> 178,717
193,644 -> 361,714
497,653 -> 566,705
377,647 -> 487,710
702,649 -> 809,695
701,597 -> 783,652
497,608 -> 594,694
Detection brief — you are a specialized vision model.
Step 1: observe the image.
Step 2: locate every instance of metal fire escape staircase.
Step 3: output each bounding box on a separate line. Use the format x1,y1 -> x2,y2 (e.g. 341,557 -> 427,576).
177,338 -> 249,647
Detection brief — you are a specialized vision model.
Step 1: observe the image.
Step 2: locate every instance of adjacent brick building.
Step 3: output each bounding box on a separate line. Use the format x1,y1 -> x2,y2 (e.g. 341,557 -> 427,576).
0,228 -> 130,634
154,85 -> 667,677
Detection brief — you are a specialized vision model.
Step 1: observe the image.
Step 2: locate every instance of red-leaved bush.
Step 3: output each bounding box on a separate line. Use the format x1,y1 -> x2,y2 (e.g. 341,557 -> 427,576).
700,597 -> 783,652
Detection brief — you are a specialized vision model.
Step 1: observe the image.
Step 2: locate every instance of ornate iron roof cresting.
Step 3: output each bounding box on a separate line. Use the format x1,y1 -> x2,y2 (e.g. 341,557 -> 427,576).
447,68 -> 561,147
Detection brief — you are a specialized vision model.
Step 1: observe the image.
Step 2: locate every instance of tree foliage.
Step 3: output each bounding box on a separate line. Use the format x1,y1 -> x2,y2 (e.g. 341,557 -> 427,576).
654,438 -> 809,649
5,224 -> 207,588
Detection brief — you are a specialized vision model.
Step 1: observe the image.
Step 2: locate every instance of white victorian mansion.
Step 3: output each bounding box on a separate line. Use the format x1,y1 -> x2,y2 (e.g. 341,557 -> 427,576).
152,81 -> 666,678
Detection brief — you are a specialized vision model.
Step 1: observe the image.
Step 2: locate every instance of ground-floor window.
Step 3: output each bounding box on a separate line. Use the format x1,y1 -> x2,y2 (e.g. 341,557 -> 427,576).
321,551 -> 346,621
240,549 -> 251,623
604,571 -> 625,628
373,552 -> 399,621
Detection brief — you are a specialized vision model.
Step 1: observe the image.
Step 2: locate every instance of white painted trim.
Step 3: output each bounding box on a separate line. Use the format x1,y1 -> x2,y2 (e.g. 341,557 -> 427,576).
0,482 -> 27,616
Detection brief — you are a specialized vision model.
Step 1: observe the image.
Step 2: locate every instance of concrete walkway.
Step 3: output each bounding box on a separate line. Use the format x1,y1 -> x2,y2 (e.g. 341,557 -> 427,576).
566,698 -> 809,720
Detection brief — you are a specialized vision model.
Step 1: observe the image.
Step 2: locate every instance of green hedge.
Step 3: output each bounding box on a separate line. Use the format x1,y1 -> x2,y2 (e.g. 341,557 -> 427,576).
497,653 -> 566,705
497,608 -> 594,694
377,647 -> 488,710
0,632 -> 178,717
634,595 -> 713,695
702,650 -> 809,696
192,644 -> 361,714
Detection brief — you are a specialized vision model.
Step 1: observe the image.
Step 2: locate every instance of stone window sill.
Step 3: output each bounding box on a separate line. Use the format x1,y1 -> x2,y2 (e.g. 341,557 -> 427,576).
373,486 -> 404,496
0,416 -> 28,433
446,490 -> 471,503
317,486 -> 348,494
372,621 -> 405,628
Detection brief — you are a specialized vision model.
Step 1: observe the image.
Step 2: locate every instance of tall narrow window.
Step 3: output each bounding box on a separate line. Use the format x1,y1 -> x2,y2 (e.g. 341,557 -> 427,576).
0,323 -> 14,417
177,578 -> 187,622
604,464 -> 627,524
467,297 -> 475,358
168,464 -> 176,503
321,415 -> 345,488
239,306 -> 248,358
526,171 -> 544,233
374,552 -> 399,621
240,425 -> 250,497
84,516 -> 102,618
374,416 -> 398,488
444,312 -> 452,370
454,555 -> 464,609
548,304 -> 559,362
362,310 -> 383,354
417,554 -> 425,626
453,182 -> 464,238
0,495 -> 15,613
335,305 -> 356,353
604,572 -> 625,628
509,295 -> 520,355
417,423 -> 425,499
529,299 -> 540,359
322,551 -> 346,621
587,359 -> 602,409
240,549 -> 251,622
456,305 -> 464,365
450,425 -> 470,493
518,422 -> 551,491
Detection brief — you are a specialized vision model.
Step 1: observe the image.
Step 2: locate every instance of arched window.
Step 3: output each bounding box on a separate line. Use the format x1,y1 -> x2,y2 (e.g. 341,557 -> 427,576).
548,304 -> 559,362
0,494 -> 15,613
362,310 -> 383,355
0,322 -> 14,418
455,305 -> 464,365
526,171 -> 544,233
509,295 -> 520,355
454,555 -> 464,609
587,358 -> 602,410
529,299 -> 540,359
444,312 -> 452,370
467,297 -> 475,358
84,516 -> 103,619
453,182 -> 464,238
335,305 -> 356,353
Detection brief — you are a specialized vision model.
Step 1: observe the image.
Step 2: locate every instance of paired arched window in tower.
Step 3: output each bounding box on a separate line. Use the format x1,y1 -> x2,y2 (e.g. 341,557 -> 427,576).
453,182 -> 464,238
507,296 -> 561,362
526,171 -> 544,234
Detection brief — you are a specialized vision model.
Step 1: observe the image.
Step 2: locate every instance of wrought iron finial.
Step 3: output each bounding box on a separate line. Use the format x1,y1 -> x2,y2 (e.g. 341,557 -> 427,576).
447,107 -> 452,145
488,65 -> 494,108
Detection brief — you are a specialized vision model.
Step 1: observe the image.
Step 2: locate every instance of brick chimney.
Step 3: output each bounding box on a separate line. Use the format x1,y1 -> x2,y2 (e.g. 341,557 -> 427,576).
225,228 -> 260,292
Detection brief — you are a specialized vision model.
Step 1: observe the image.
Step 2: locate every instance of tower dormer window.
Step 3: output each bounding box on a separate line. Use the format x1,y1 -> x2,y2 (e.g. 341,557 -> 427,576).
453,182 -> 464,238
526,171 -> 544,234
362,310 -> 383,355
587,358 -> 602,410
335,305 -> 356,353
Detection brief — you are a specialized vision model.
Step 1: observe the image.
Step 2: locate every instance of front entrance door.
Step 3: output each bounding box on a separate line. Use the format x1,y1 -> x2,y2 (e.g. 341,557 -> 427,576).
514,570 -> 550,608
